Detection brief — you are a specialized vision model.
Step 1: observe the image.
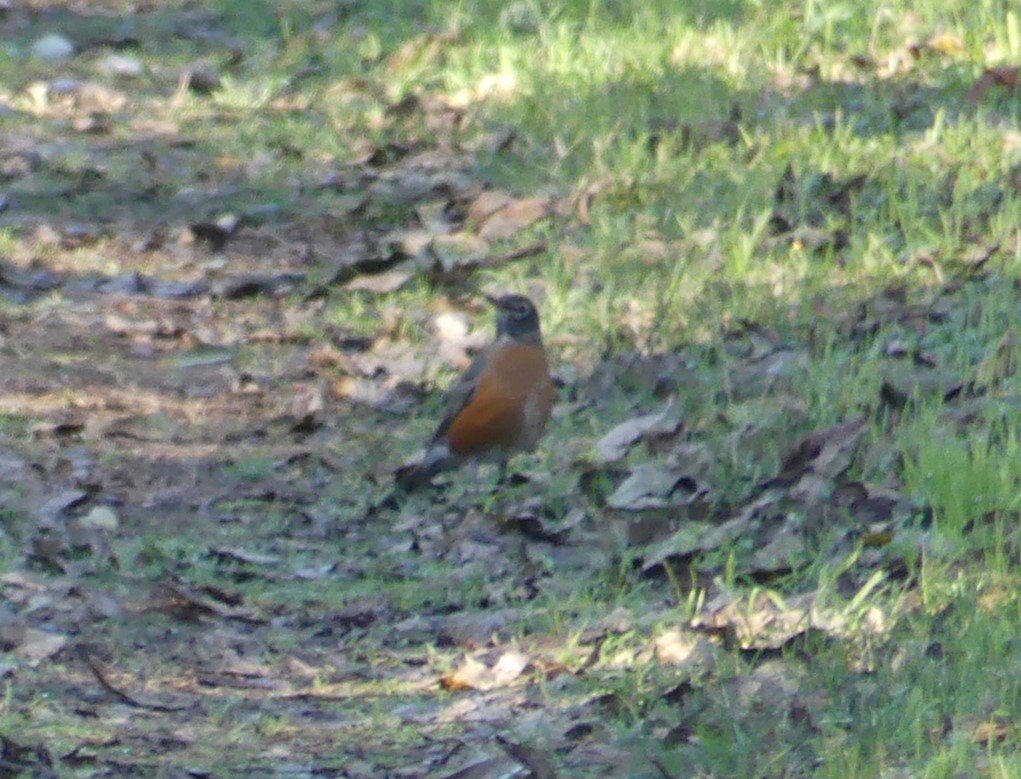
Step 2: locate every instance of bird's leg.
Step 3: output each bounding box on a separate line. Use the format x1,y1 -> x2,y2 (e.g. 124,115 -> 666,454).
466,460 -> 499,515
467,459 -> 483,494
491,458 -> 513,516
475,459 -> 509,518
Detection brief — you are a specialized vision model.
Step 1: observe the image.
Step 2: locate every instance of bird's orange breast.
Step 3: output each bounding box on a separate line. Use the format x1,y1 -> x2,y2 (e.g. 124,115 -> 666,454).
444,342 -> 554,457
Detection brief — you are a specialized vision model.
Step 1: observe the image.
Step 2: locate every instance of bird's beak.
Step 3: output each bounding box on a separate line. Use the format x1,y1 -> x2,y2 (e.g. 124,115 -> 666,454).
483,293 -> 502,308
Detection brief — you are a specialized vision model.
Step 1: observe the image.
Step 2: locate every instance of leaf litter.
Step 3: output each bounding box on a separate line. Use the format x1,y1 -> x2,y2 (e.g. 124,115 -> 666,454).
0,3 -> 1015,777
1,277 -> 963,775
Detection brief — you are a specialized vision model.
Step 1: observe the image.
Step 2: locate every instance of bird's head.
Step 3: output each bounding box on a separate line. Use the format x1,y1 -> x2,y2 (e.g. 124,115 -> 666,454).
485,293 -> 542,343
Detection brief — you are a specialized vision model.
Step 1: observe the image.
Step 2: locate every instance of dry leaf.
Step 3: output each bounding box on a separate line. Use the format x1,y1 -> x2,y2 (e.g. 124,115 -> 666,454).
343,269 -> 413,294
595,403 -> 678,464
11,626 -> 68,667
467,190 -> 515,225
972,717 -> 1012,745
0,733 -> 53,776
607,464 -> 696,511
496,736 -> 557,779
78,506 -> 119,531
694,587 -> 887,650
698,591 -> 815,649
432,232 -> 490,271
385,32 -> 450,73
640,518 -> 741,573
147,580 -> 261,623
478,197 -> 551,241
653,627 -> 717,669
919,32 -> 965,56
209,547 -> 281,566
773,416 -> 867,485
734,659 -> 805,715
747,515 -> 806,575
436,755 -> 527,779
37,488 -> 88,518
497,505 -> 572,544
432,310 -> 478,349
440,650 -> 529,691
332,376 -> 422,413
438,609 -> 521,648
971,327 -> 1019,392
968,66 -> 1020,102
879,363 -> 962,412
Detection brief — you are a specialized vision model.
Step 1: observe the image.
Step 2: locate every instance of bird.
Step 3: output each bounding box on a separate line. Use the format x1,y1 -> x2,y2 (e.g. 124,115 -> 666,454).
395,293 -> 555,491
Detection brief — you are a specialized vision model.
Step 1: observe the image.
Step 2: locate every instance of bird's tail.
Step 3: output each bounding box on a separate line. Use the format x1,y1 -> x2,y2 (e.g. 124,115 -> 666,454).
393,444 -> 454,491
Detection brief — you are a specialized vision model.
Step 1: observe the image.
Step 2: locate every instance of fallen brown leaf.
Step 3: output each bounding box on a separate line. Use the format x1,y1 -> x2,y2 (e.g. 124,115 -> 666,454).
8,626 -> 68,667
911,32 -> 965,57
440,650 -> 529,691
970,326 -> 1019,392
146,580 -> 262,623
478,196 -> 551,241
968,66 -> 1020,102
0,734 -> 54,777
640,518 -> 743,574
432,231 -> 490,271
467,190 -> 515,225
496,735 -> 557,779
384,32 -> 455,73
594,402 -> 679,464
208,546 -> 281,566
971,716 -> 1012,745
607,464 -> 698,511
773,416 -> 867,486
437,754 -> 527,779
654,627 -> 717,669
343,268 -> 414,293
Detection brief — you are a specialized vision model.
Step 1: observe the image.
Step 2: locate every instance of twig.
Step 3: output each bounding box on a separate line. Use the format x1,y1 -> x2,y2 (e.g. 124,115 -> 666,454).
79,648 -> 191,713
649,756 -> 675,779
481,241 -> 547,268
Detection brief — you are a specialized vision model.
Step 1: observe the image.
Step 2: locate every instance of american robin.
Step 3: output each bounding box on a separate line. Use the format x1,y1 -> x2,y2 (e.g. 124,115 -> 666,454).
395,293 -> 555,491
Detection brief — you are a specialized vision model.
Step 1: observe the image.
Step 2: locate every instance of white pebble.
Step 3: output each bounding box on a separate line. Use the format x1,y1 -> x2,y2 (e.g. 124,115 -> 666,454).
33,33 -> 74,63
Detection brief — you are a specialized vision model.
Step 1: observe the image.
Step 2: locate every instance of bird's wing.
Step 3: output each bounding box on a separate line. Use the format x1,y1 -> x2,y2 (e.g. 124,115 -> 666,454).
429,349 -> 489,446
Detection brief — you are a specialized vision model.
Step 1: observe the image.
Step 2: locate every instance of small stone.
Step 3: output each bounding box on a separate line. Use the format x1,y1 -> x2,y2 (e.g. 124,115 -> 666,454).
97,53 -> 143,78
79,506 -> 119,531
33,34 -> 74,63
185,62 -> 221,94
